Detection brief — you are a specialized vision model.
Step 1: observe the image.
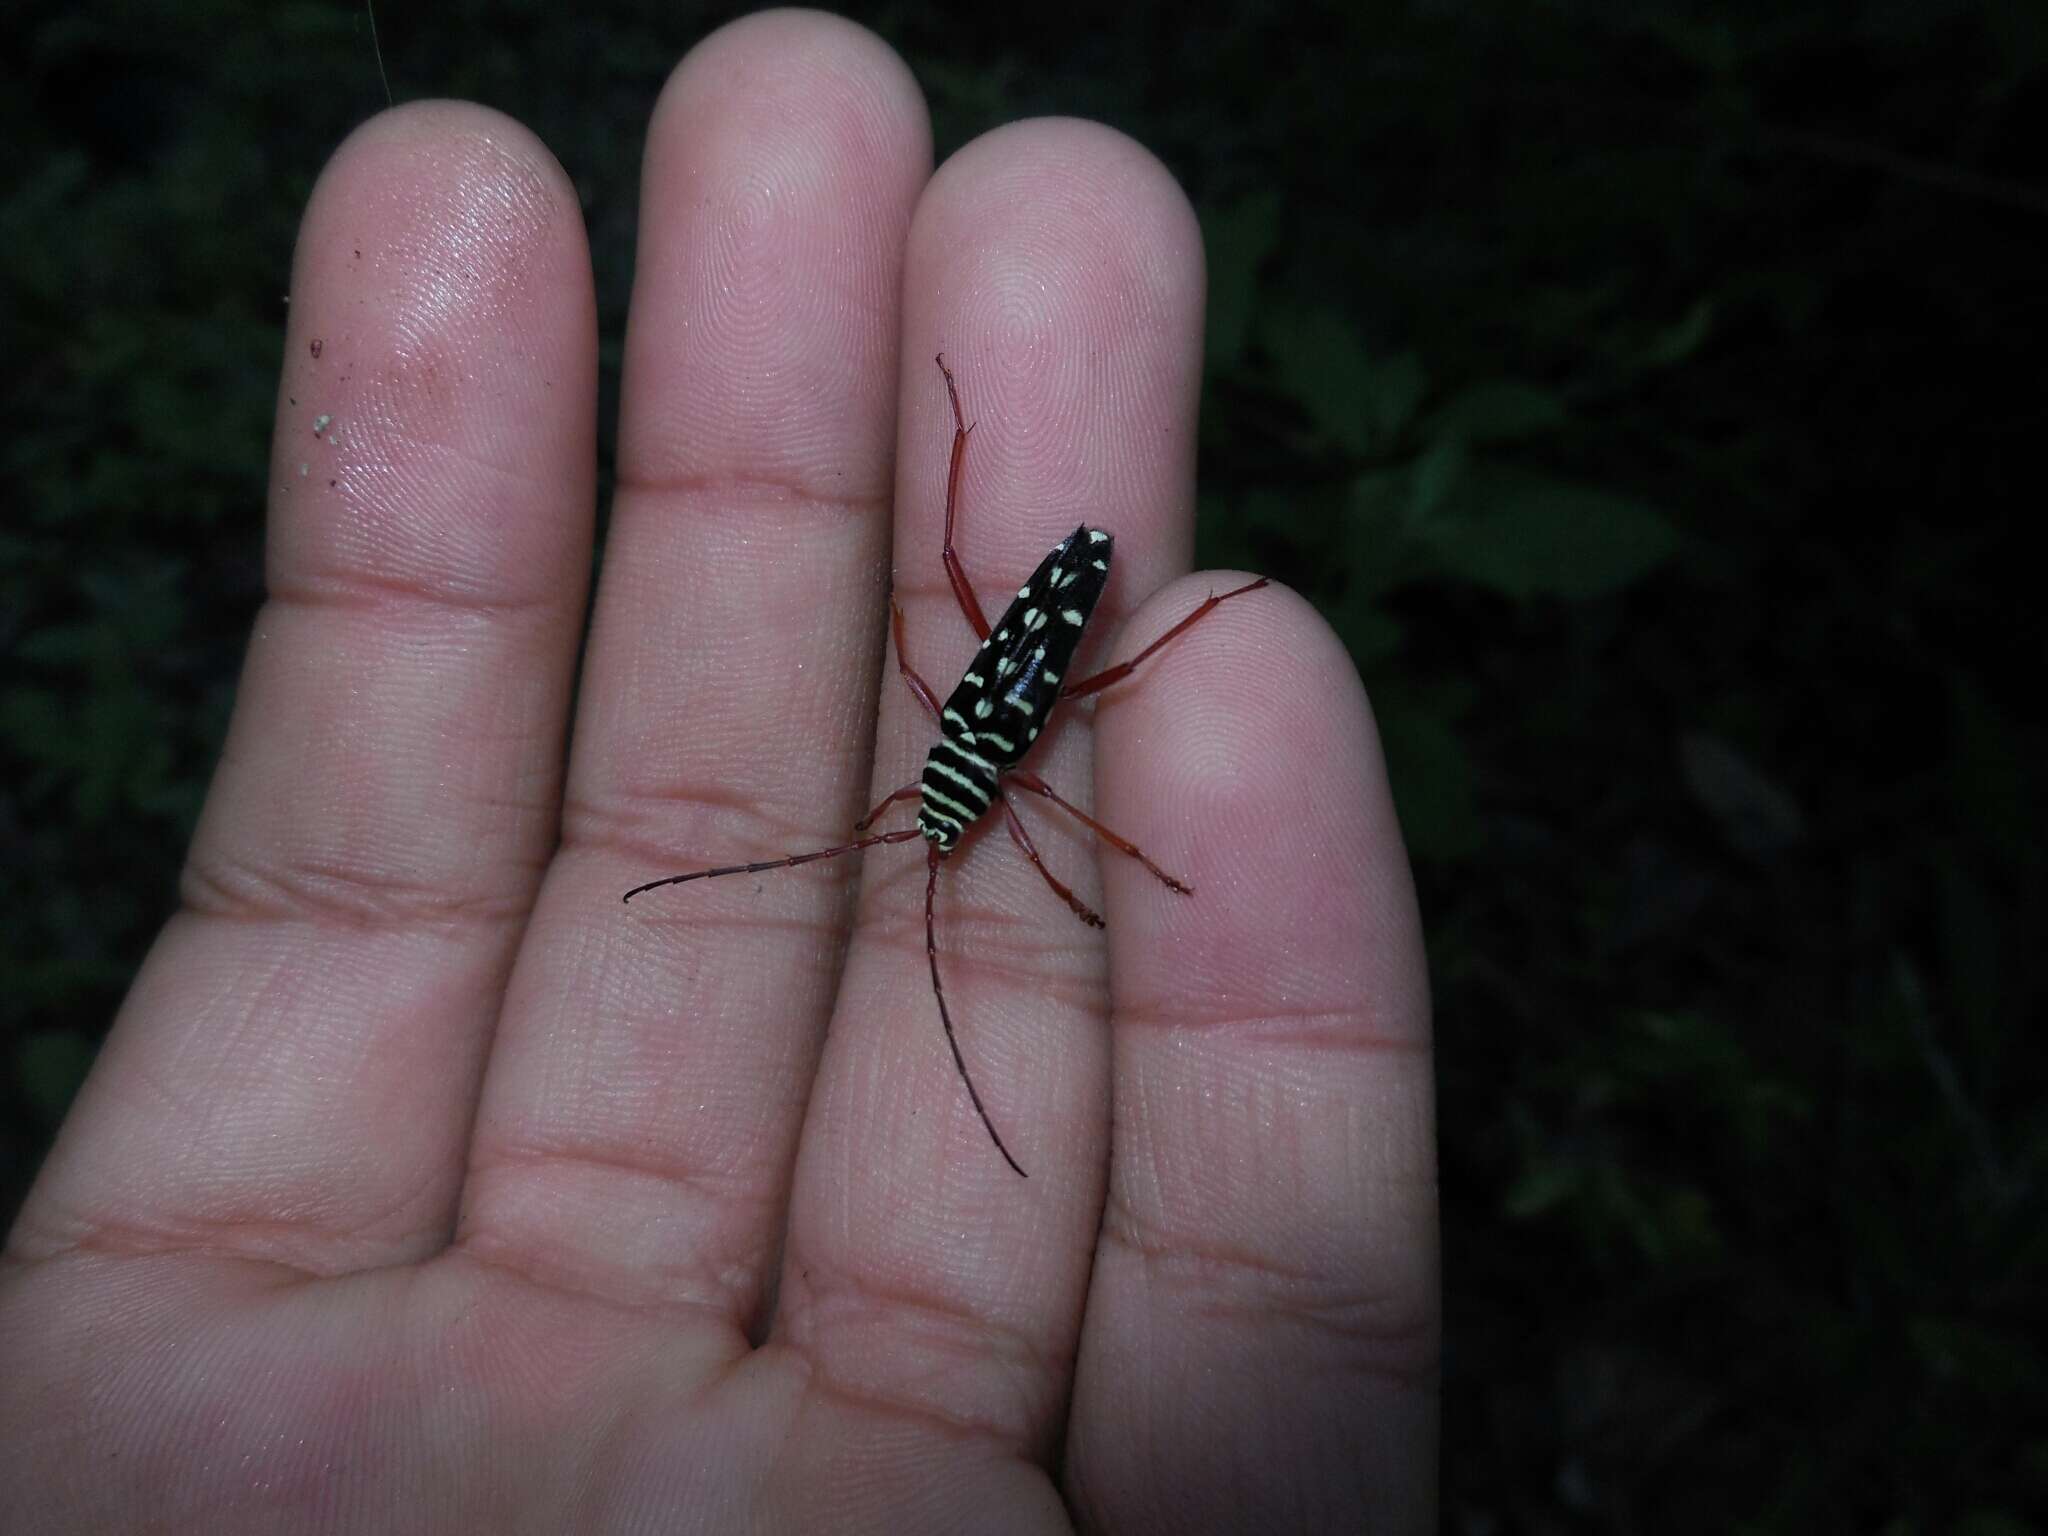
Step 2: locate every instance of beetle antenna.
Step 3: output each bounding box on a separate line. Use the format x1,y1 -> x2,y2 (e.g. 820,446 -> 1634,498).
925,841 -> 1027,1177
622,828 -> 921,902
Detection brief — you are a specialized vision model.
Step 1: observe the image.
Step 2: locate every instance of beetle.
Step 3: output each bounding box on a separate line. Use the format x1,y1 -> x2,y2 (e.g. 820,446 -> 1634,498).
626,356 -> 1265,1175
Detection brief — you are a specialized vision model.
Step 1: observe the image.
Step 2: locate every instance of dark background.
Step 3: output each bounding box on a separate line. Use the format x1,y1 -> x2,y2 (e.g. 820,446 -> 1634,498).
6,1 -> 2044,1528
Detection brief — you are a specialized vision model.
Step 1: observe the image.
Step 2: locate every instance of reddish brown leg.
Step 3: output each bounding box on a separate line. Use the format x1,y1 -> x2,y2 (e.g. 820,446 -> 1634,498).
855,781 -> 923,832
999,795 -> 1104,929
935,354 -> 992,640
1005,769 -> 1193,895
890,595 -> 942,722
1061,576 -> 1270,700
622,827 -> 923,902
924,842 -> 1026,1176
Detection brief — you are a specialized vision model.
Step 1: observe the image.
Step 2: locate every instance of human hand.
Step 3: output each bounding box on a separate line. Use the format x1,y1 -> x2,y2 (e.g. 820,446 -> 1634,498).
1,13 -> 1436,1532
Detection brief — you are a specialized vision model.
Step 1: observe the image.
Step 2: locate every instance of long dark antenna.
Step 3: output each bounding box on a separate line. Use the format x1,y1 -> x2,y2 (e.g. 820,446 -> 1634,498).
925,841 -> 1027,1177
364,0 -> 393,109
622,828 -> 921,902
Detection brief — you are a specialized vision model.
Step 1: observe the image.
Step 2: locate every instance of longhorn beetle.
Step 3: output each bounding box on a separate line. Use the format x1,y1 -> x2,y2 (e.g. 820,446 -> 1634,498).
624,356 -> 1266,1176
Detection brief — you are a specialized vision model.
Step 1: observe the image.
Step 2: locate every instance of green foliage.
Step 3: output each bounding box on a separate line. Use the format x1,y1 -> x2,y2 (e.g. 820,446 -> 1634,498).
6,0 -> 2045,1529
1201,188 -> 1279,372
1222,297 -> 1682,859
1264,305 -> 1425,455
1411,468 -> 1680,602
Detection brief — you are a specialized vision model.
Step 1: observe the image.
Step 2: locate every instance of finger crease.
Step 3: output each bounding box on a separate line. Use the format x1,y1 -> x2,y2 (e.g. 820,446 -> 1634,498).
181,846 -> 537,933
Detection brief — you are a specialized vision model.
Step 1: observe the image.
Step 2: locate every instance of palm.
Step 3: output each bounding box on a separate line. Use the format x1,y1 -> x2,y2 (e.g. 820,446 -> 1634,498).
1,15 -> 1436,1533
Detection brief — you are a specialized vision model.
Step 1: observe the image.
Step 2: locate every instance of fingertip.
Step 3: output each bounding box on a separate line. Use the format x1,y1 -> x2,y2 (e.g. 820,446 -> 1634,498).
653,8 -> 927,140
1092,573 -> 1426,1043
918,117 -> 1206,312
300,100 -> 589,353
899,119 -> 1207,601
322,97 -> 578,198
280,98 -> 597,604
624,8 -> 931,487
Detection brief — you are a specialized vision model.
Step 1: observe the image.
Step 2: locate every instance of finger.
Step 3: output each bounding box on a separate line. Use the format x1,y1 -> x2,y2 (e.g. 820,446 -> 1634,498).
10,104 -> 597,1270
454,14 -> 930,1330
1065,581 -> 1439,1532
777,120 -> 1207,1455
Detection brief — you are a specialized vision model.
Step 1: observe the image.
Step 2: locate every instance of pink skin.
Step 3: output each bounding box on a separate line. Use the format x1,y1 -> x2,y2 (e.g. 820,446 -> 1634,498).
0,13 -> 1436,1534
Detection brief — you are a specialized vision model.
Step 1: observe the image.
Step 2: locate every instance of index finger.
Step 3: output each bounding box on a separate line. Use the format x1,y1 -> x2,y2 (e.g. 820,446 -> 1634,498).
9,103 -> 598,1271
777,117 -> 1209,1447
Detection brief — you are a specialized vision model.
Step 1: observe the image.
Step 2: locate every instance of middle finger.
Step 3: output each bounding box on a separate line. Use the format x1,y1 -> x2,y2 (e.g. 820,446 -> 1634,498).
778,118 -> 1209,1449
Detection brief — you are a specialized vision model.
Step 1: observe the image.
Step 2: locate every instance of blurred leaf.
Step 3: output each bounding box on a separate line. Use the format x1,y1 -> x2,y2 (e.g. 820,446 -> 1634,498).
1986,2 -> 2048,89
12,624 -> 99,667
1264,307 -> 1424,454
1202,190 -> 1280,371
1415,468 -> 1681,599
1908,1315 -> 2046,1398
1344,607 -> 1405,669
1641,297 -> 1715,369
1505,1155 -> 1582,1219
1936,849 -> 2003,1042
1378,704 -> 1480,860
1948,1514 -> 2038,1536
1265,307 -> 1373,453
1644,13 -> 1739,72
1679,732 -> 1807,857
1363,350 -> 1426,450
1424,379 -> 1568,444
1,687 -> 69,768
1345,468 -> 1408,599
1193,487 -> 1253,581
1240,486 -> 1300,539
1632,1183 -> 1721,1263
1336,473 -> 1412,651
1947,675 -> 2029,862
1407,434 -> 1468,526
